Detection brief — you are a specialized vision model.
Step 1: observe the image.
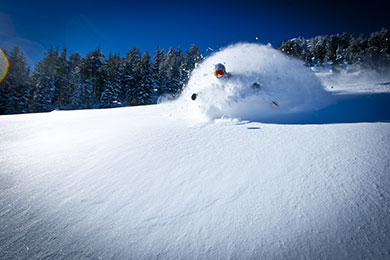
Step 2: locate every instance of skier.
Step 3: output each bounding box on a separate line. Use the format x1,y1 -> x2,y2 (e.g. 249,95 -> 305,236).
191,63 -> 229,100
191,63 -> 279,107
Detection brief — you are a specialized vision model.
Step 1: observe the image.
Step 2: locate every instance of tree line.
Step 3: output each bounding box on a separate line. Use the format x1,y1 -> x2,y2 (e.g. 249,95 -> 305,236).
1,28 -> 389,115
0,45 -> 202,115
278,28 -> 390,71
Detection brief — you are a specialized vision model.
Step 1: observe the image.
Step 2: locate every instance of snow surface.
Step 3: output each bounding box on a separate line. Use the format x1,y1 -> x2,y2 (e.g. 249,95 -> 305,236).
1,44 -> 390,259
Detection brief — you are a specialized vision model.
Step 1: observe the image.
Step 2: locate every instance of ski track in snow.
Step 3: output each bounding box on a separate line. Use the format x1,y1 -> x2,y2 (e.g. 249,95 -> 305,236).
1,102 -> 390,259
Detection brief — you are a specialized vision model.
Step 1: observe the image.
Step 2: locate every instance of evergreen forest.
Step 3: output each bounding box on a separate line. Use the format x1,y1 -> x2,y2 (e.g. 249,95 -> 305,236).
1,28 -> 389,115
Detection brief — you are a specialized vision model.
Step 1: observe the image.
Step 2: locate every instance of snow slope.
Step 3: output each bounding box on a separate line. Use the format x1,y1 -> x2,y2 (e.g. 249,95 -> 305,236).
1,44 -> 390,259
1,101 -> 390,259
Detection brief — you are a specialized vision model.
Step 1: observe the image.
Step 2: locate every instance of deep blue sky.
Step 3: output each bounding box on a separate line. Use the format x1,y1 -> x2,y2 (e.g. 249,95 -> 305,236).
0,0 -> 388,67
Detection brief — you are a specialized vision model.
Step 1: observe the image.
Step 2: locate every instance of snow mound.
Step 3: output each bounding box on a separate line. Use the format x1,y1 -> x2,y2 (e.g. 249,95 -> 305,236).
178,43 -> 331,122
314,65 -> 390,94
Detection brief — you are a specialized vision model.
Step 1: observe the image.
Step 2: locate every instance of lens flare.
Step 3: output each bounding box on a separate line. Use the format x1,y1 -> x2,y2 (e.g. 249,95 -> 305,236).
0,49 -> 10,83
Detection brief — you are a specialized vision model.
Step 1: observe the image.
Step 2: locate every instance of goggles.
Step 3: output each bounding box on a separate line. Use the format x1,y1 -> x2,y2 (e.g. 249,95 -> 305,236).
214,69 -> 225,78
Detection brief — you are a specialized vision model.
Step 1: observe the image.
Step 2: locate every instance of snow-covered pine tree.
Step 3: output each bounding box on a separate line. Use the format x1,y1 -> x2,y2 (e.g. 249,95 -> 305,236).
31,48 -> 58,112
175,45 -> 184,88
100,53 -> 122,108
54,47 -> 71,108
354,34 -> 370,67
162,46 -> 181,97
181,44 -> 202,86
313,36 -> 326,65
79,47 -> 106,108
33,75 -> 56,112
151,46 -> 165,99
70,67 -> 83,109
367,28 -> 390,71
68,53 -> 84,109
136,52 -> 154,105
277,29 -> 390,71
0,47 -> 31,114
123,47 -> 141,105
325,39 -> 337,65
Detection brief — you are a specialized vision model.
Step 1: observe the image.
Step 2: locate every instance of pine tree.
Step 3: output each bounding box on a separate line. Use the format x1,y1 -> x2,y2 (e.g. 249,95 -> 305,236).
0,47 -> 31,114
68,53 -> 84,109
79,47 -> 106,108
31,48 -> 58,112
367,28 -> 390,71
182,44 -> 202,83
136,52 -> 154,105
54,47 -> 71,108
123,47 -> 141,105
175,45 -> 184,87
162,46 -> 180,97
347,35 -> 360,64
313,36 -> 326,65
151,46 -> 165,100
33,75 -> 56,112
100,53 -> 122,108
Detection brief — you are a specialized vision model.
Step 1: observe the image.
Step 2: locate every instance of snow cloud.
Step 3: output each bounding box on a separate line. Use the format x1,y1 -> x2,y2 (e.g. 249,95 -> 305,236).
178,43 -> 331,122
